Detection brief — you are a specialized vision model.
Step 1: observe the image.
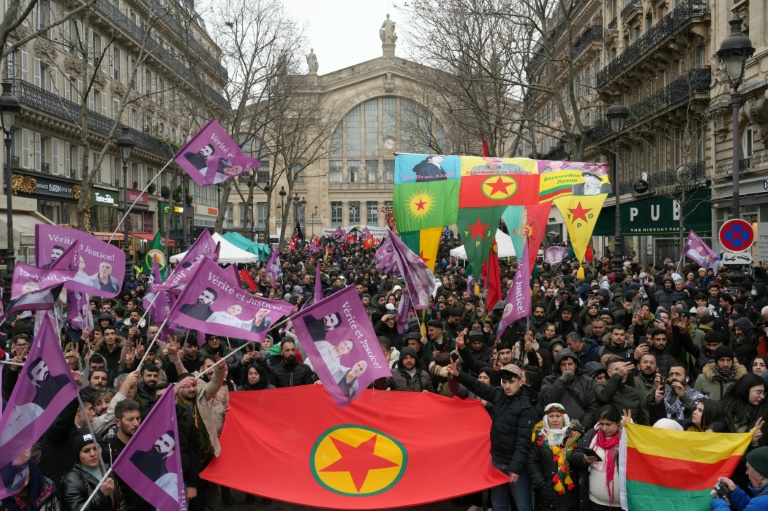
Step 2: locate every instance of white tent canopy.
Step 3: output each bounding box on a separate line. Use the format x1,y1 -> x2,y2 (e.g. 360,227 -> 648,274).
169,232 -> 261,264
450,230 -> 516,261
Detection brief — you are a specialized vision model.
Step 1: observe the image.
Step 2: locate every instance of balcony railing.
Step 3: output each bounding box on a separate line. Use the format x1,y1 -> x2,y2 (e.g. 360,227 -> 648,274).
13,79 -> 167,156
597,1 -> 709,88
573,26 -> 603,57
587,69 -> 710,144
647,160 -> 705,190
143,0 -> 227,79
92,0 -> 229,111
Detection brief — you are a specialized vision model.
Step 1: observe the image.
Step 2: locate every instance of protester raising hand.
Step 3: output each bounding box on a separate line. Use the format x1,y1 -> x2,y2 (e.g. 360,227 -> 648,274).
455,328 -> 468,350
752,417 -> 765,446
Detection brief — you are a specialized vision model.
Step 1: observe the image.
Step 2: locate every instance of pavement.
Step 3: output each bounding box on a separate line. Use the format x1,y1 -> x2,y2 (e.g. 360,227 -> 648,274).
222,490 -> 474,510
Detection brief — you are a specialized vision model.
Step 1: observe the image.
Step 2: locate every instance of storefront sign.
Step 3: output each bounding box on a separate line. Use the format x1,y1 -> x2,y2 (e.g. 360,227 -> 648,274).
90,188 -> 119,208
758,223 -> 768,264
593,189 -> 711,236
161,204 -> 184,214
194,204 -> 218,216
35,177 -> 74,199
633,179 -> 649,194
126,189 -> 148,206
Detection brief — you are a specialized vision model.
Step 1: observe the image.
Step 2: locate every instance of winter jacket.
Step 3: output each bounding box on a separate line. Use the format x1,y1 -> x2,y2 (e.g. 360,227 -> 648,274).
572,338 -> 600,365
270,359 -> 316,388
388,347 -> 435,393
455,371 -> 537,474
594,373 -> 650,425
693,362 -> 747,401
192,362 -> 226,457
712,485 -> 768,511
60,464 -> 126,511
527,427 -> 581,511
539,350 -> 597,432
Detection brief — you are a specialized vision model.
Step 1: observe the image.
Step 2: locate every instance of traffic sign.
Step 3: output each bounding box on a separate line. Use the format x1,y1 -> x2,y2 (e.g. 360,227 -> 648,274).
722,251 -> 754,265
720,219 -> 755,253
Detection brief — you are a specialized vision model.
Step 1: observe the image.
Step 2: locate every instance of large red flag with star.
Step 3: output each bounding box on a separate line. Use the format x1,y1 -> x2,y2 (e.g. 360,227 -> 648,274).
458,174 -> 540,208
457,207 -> 505,280
200,386 -> 507,509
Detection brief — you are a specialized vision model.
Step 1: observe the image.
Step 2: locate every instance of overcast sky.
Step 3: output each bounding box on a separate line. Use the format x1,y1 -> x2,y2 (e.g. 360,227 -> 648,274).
283,0 -> 411,74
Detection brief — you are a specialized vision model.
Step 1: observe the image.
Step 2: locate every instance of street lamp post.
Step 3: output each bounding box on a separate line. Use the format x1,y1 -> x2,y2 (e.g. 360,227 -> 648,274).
278,186 -> 287,246
718,15 -> 755,219
0,82 -> 20,276
116,126 -> 134,270
606,92 -> 630,261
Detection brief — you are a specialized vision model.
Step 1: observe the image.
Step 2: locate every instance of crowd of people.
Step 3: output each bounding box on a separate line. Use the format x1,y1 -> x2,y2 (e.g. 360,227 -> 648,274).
2,233 -> 768,511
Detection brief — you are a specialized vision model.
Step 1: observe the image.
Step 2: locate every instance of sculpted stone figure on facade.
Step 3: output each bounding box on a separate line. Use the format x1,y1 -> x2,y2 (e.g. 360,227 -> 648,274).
380,14 -> 397,44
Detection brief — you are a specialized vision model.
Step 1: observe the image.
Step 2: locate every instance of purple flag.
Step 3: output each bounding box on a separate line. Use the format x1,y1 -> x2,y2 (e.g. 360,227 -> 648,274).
144,258 -> 174,326
66,290 -> 94,333
466,275 -> 476,296
0,316 -> 78,487
395,291 -> 411,334
9,244 -> 79,313
309,238 -> 322,254
377,229 -> 436,310
174,119 -> 256,187
685,229 -> 719,275
314,264 -> 323,303
374,236 -> 398,274
360,227 -> 372,241
35,225 -> 126,298
544,246 -> 569,264
167,257 -> 295,343
157,231 -> 220,295
291,285 -> 391,408
330,227 -> 346,244
111,385 -> 186,511
265,249 -> 281,286
497,241 -> 531,339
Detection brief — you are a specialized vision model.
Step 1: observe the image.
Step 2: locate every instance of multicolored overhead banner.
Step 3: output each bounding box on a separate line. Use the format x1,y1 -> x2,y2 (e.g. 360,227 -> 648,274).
394,154 -> 609,232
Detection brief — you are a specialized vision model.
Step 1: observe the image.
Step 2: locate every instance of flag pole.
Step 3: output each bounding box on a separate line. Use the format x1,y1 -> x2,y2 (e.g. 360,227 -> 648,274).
78,468 -> 113,511
404,288 -> 424,335
77,393 -> 109,474
135,316 -> 170,372
0,360 -> 23,367
108,159 -> 173,244
195,315 -> 292,381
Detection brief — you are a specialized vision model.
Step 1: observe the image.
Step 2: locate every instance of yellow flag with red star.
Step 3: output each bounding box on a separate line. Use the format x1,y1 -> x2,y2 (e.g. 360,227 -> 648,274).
400,227 -> 442,272
553,193 -> 607,265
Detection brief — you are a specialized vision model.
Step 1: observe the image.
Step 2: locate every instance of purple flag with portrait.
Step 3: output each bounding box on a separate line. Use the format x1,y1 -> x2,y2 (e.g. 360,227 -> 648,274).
156,231 -> 220,296
308,238 -> 323,254
497,241 -> 531,339
330,227 -> 346,244
395,291 -> 411,334
111,385 -> 186,511
0,315 -> 78,491
35,225 -> 126,298
144,258 -> 174,326
291,285 -> 391,408
66,289 -> 94,333
265,249 -> 281,286
377,229 -> 436,310
167,257 -> 295,343
9,244 -> 79,314
544,246 -> 569,264
685,229 -> 719,276
360,227 -> 372,241
174,118 -> 259,187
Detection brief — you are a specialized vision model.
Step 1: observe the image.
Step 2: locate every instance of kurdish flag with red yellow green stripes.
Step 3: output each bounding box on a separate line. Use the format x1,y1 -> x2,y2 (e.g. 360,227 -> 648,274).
619,422 -> 752,511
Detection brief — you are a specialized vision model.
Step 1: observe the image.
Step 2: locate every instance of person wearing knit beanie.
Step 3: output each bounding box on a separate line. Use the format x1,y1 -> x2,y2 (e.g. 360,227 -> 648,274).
712,446 -> 768,509
714,345 -> 735,363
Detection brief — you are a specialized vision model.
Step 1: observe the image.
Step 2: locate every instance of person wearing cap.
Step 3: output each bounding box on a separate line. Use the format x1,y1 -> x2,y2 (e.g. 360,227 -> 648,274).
442,307 -> 463,340
712,446 -> 768,510
463,329 -> 492,368
528,403 -> 582,511
694,345 -> 747,401
388,346 -> 434,393
421,319 -> 455,367
60,428 -> 126,511
446,349 -> 537,511
540,349 -> 597,433
555,306 -> 584,338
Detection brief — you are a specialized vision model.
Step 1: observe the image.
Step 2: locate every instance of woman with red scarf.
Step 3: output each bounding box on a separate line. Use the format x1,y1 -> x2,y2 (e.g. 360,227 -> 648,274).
571,405 -> 627,511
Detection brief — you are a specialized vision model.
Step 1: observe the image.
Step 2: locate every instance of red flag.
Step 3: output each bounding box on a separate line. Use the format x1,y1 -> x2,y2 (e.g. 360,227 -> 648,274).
482,138 -> 489,157
239,268 -> 257,292
201,386 -> 507,509
482,241 -> 502,312
524,203 -> 551,271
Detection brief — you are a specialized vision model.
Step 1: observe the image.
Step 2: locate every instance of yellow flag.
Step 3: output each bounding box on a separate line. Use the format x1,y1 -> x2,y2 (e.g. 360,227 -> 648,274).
553,193 -> 607,266
419,227 -> 442,273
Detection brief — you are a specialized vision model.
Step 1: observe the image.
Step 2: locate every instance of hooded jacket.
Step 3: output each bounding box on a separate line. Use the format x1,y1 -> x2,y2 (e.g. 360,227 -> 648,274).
733,317 -> 759,364
594,372 -> 650,425
693,362 -> 747,401
539,349 -> 597,431
389,347 -> 434,393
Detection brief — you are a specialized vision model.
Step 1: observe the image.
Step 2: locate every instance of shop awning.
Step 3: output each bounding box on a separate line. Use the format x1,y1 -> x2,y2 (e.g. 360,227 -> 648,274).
129,232 -> 176,247
0,210 -> 55,248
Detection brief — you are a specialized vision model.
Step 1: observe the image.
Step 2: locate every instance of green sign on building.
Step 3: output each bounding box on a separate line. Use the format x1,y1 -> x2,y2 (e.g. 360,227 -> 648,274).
593,189 -> 711,236
89,188 -> 120,208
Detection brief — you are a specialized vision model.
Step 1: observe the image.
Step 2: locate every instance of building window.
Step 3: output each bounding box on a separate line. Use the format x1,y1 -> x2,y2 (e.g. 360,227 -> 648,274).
225,205 -> 233,228
743,126 -> 754,164
257,202 -> 267,229
383,160 -> 394,182
366,160 -> 378,183
367,201 -> 378,225
293,163 -> 304,183
331,202 -> 342,226
346,105 -> 361,157
348,160 -> 360,182
349,201 -> 360,224
364,100 -> 379,157
329,160 -> 342,183
239,202 -> 247,227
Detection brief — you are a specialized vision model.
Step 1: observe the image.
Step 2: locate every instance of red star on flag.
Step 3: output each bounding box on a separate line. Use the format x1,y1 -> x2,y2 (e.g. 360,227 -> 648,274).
419,250 -> 430,264
319,435 -> 399,492
467,217 -> 490,240
569,203 -> 592,222
415,198 -> 427,210
486,177 -> 513,196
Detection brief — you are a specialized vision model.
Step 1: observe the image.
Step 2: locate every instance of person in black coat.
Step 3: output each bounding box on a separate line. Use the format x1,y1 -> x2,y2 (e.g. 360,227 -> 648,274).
447,353 -> 537,511
269,339 -> 316,387
60,429 -> 127,511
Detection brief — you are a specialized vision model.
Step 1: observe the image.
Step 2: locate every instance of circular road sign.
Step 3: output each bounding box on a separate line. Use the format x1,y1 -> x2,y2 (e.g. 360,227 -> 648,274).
719,219 -> 755,253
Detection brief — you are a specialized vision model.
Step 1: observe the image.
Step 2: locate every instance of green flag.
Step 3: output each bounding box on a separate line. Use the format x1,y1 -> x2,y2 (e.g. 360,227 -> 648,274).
393,180 -> 459,232
456,207 -> 504,280
142,231 -> 167,280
